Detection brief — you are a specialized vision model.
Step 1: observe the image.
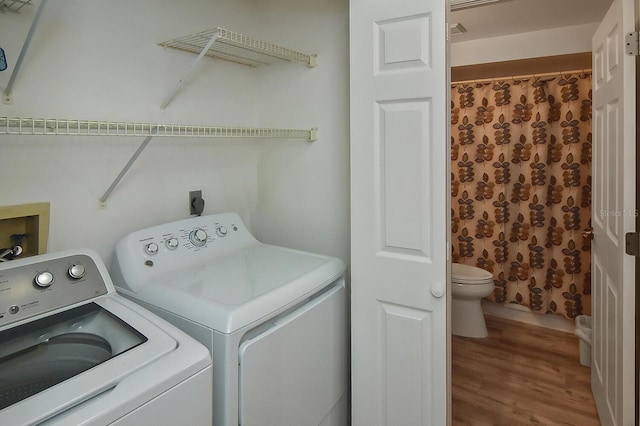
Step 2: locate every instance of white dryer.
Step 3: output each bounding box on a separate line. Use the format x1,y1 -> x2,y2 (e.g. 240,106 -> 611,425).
0,249 -> 212,426
111,213 -> 348,426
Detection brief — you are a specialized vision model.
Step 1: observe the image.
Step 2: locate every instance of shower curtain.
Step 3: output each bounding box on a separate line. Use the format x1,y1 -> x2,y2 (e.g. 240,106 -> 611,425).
450,72 -> 592,319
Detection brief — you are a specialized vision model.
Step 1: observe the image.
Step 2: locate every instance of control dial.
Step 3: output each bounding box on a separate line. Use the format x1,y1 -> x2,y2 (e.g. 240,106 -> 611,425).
34,271 -> 54,288
216,226 -> 228,237
165,237 -> 179,250
68,264 -> 86,279
144,242 -> 159,255
189,228 -> 208,247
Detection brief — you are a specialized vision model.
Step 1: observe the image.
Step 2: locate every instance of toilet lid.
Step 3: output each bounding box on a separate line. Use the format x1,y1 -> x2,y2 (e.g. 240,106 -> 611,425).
451,263 -> 493,283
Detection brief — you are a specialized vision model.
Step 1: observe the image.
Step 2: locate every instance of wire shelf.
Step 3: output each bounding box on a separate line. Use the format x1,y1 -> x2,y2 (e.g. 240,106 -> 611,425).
158,27 -> 317,68
0,0 -> 31,13
0,117 -> 318,141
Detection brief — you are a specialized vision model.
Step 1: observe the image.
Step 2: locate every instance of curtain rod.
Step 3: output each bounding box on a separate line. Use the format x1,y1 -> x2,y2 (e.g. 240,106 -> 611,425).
451,68 -> 592,86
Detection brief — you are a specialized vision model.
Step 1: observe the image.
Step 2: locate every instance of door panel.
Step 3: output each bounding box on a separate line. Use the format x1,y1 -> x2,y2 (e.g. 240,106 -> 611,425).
238,286 -> 347,426
377,98 -> 432,258
380,302 -> 436,423
350,0 -> 448,425
591,0 -> 636,424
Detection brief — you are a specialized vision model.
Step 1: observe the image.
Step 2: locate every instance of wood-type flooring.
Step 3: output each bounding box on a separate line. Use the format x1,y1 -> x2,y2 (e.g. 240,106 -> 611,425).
452,315 -> 600,425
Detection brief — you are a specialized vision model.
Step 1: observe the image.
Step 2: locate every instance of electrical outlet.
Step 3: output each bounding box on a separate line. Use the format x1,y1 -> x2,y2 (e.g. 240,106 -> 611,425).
189,190 -> 204,216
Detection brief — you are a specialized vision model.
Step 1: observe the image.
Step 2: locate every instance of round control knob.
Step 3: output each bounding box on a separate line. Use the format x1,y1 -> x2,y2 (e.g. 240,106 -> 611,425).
165,237 -> 179,250
189,228 -> 208,247
216,226 -> 228,237
144,242 -> 159,255
68,264 -> 86,279
34,271 -> 54,288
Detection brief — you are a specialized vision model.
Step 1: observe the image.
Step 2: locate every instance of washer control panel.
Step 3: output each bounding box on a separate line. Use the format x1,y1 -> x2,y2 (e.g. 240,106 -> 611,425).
0,253 -> 108,328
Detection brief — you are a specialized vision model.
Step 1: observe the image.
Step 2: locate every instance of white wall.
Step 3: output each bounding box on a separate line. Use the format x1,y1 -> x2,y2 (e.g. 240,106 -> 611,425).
251,0 -> 350,262
450,22 -> 598,67
0,0 -> 350,266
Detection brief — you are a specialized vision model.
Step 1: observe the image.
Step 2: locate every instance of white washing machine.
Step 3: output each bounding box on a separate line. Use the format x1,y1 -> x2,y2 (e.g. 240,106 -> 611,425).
0,249 -> 212,426
110,213 -> 348,426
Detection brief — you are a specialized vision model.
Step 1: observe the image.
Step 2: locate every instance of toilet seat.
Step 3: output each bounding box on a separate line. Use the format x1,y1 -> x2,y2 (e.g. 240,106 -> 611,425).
453,277 -> 494,285
451,263 -> 493,284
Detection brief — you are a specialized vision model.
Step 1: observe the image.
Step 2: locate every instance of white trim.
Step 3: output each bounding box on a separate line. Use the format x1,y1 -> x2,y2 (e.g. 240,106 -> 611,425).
481,300 -> 575,333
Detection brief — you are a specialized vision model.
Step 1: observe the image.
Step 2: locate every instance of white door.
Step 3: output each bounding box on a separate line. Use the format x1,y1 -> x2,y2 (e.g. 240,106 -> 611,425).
350,0 -> 449,424
591,0 -> 636,424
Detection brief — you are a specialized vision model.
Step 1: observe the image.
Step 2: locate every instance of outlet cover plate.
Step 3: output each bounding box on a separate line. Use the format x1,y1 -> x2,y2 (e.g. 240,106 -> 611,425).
189,190 -> 203,215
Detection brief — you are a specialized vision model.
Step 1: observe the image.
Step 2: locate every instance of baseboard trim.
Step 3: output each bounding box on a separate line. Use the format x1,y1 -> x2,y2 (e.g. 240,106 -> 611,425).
481,301 -> 575,333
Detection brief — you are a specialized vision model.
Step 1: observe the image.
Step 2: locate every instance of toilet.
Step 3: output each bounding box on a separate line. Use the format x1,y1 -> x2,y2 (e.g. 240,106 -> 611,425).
451,263 -> 495,338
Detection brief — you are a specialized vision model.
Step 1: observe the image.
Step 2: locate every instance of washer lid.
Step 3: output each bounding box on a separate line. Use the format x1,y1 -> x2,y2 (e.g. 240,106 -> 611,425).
0,296 -> 202,424
119,244 -> 346,334
451,263 -> 493,282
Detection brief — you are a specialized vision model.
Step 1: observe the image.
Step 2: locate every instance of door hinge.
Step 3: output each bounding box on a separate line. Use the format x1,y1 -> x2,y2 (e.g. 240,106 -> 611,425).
625,232 -> 640,256
625,32 -> 640,56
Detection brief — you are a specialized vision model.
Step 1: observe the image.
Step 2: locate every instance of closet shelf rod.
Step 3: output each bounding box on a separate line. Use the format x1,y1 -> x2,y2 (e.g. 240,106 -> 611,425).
0,117 -> 318,140
2,0 -> 47,105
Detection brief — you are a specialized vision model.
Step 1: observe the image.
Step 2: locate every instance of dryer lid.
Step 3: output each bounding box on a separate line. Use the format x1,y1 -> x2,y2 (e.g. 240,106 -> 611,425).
119,244 -> 346,334
451,263 -> 493,282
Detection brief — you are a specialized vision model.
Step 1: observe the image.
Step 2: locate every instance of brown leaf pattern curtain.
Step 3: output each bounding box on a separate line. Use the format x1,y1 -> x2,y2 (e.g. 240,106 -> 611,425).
451,73 -> 592,319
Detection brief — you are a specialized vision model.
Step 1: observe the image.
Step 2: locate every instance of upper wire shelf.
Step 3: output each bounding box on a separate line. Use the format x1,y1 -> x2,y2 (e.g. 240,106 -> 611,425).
0,0 -> 31,13
0,117 -> 318,141
158,27 -> 317,68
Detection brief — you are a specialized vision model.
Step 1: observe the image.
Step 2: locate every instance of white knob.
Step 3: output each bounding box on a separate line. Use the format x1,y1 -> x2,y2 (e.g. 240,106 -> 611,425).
166,237 -> 179,250
431,283 -> 445,298
189,228 -> 208,247
68,264 -> 86,279
35,271 -> 54,287
216,226 -> 228,237
145,242 -> 159,255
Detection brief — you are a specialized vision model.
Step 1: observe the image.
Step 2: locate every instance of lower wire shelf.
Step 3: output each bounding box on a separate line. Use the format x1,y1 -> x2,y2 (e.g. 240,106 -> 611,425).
0,117 -> 317,141
1,117 -> 318,207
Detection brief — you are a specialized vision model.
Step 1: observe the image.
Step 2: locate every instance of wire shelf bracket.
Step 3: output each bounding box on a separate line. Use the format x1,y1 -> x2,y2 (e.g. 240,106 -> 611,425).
0,117 -> 318,207
159,27 -> 317,109
99,133 -> 155,208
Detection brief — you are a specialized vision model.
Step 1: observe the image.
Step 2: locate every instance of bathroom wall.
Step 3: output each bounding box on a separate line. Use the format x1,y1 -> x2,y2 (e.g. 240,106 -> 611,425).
0,0 -> 350,266
450,22 -> 597,66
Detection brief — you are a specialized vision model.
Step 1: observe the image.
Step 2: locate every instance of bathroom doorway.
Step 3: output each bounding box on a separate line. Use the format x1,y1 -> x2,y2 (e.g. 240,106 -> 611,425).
449,54 -> 599,424
448,0 -> 638,424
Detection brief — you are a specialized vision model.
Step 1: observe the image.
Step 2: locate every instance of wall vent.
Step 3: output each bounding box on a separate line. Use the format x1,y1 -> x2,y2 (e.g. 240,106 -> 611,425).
451,0 -> 501,11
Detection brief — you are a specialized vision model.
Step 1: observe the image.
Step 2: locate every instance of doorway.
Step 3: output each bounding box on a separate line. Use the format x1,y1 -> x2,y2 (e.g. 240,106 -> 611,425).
449,54 -> 598,424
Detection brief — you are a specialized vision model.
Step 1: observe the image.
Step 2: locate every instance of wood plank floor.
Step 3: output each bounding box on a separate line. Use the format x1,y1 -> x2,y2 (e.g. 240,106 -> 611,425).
452,315 -> 600,426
